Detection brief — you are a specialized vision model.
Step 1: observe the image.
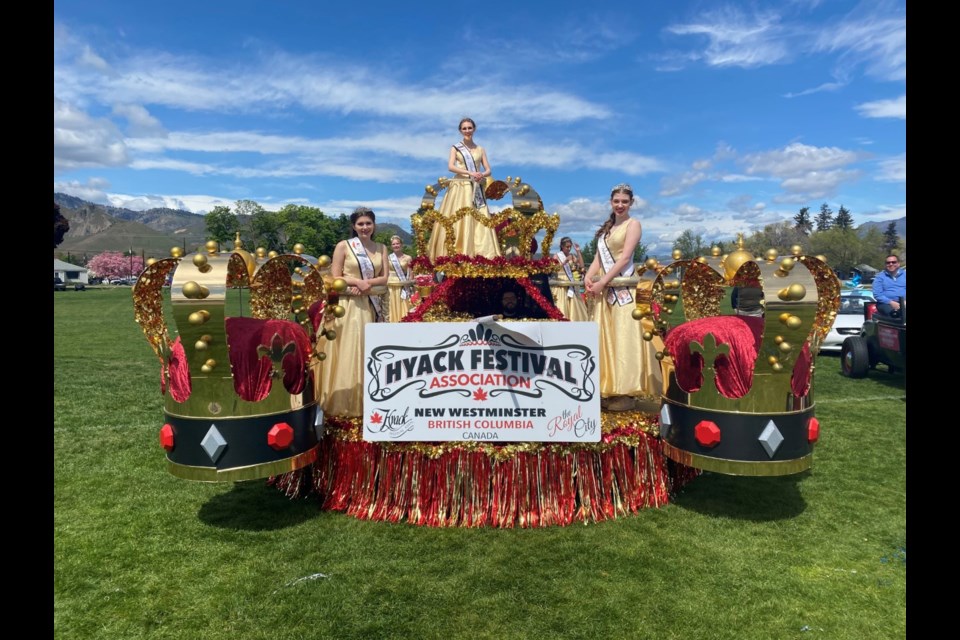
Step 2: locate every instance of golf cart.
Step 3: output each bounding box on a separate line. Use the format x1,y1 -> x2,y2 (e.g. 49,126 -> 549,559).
840,296 -> 906,377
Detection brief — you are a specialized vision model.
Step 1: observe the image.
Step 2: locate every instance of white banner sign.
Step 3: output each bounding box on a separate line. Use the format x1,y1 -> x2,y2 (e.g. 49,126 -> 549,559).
363,321 -> 600,442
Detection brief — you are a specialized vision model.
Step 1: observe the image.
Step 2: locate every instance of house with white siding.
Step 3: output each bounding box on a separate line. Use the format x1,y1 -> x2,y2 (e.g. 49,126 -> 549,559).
53,258 -> 89,284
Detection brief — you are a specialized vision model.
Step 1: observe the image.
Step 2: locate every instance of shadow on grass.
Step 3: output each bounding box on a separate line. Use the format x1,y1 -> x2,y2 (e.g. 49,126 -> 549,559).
670,470 -> 809,521
198,480 -> 323,531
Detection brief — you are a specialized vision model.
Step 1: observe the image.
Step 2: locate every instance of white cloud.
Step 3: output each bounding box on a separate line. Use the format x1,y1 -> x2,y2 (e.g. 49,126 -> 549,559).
814,11 -> 905,82
112,104 -> 167,137
54,177 -> 112,204
665,8 -> 790,68
876,154 -> 906,182
53,99 -> 129,172
855,94 -> 905,119
741,142 -> 859,176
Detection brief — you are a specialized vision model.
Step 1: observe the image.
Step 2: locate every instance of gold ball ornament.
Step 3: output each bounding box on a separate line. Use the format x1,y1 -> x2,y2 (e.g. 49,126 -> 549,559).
774,335 -> 784,344
778,341 -> 792,353
765,248 -> 778,262
200,334 -> 213,343
655,351 -> 665,361
170,247 -> 184,258
316,352 -> 327,361
779,312 -> 792,324
695,256 -> 709,265
642,331 -> 653,341
711,246 -> 722,257
318,255 -> 331,268
267,251 -> 279,259
325,329 -> 337,340
786,316 -> 803,329
723,248 -> 753,280
332,305 -> 346,318
205,240 -> 219,254
293,243 -> 305,255
192,253 -> 208,268
816,254 -> 828,263
644,258 -> 658,269
331,278 -> 348,293
195,340 -> 208,351
767,355 -> 779,365
772,362 -> 784,372
146,258 -> 157,266
790,244 -> 803,256
787,283 -> 806,300
777,287 -> 790,301
188,310 -> 211,325
256,247 -> 267,258
181,281 -> 208,299
672,249 -> 682,260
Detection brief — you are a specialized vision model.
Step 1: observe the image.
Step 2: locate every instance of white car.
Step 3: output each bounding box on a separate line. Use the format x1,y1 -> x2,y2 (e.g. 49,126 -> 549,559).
821,289 -> 876,353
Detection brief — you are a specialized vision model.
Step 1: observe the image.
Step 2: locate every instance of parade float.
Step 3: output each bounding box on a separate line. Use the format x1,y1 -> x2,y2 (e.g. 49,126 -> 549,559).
133,178 -> 841,527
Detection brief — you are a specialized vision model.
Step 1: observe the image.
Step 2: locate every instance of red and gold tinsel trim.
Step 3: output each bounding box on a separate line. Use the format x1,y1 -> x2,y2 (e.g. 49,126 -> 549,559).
270,413 -> 699,527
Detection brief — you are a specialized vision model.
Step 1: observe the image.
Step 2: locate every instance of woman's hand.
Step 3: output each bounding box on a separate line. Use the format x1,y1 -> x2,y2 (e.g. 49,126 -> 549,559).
353,280 -> 372,294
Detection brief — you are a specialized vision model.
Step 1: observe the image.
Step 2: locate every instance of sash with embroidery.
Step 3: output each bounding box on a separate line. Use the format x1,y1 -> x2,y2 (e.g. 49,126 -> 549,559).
389,252 -> 411,300
556,251 -> 577,299
598,234 -> 634,306
454,142 -> 486,210
347,237 -> 383,321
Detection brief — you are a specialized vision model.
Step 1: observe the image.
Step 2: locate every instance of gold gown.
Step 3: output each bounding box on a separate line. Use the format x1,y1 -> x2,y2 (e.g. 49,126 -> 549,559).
386,253 -> 412,323
550,254 -> 590,321
318,244 -> 384,417
427,145 -> 502,261
594,222 -> 662,399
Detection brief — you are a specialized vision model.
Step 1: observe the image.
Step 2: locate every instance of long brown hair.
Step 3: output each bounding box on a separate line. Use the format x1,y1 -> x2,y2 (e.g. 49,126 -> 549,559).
594,184 -> 635,241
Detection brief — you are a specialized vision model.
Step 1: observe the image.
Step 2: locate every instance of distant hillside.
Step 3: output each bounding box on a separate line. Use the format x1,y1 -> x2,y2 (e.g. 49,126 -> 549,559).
858,216 -> 906,240
53,193 -> 414,258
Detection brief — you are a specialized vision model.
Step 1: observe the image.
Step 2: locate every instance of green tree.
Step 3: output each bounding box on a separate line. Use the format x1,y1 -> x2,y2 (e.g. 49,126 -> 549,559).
807,228 -> 864,275
744,222 -> 807,257
834,205 -> 854,231
247,209 -> 283,251
580,237 -> 597,267
793,206 -> 813,235
205,205 -> 239,247
234,199 -> 265,218
54,202 -> 70,248
672,230 -> 707,259
814,203 -> 833,231
883,221 -> 900,254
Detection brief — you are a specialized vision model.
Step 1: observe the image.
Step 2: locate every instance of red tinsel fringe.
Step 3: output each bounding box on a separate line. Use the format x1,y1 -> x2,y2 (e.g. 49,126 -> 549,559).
270,429 -> 694,528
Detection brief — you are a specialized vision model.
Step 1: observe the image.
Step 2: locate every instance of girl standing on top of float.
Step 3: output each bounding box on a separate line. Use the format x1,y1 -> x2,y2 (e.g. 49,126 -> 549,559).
584,184 -> 662,410
550,236 -> 590,321
386,234 -> 413,322
427,117 -> 502,261
319,207 -> 388,416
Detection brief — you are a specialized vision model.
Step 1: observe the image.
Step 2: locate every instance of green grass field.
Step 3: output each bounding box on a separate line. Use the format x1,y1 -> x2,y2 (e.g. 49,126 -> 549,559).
54,288 -> 906,639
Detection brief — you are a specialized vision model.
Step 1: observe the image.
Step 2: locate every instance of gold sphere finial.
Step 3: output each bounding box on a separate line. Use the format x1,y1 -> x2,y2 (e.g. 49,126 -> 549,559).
233,232 -> 244,250
318,255 -> 331,268
256,247 -> 267,258
711,246 -> 721,257
765,248 -> 778,262
267,250 -> 279,259
293,243 -> 305,255
145,258 -> 157,266
331,278 -> 348,293
192,253 -> 208,268
205,240 -> 219,254
672,249 -> 682,260
170,247 -> 184,258
790,244 -> 803,256
723,233 -> 753,280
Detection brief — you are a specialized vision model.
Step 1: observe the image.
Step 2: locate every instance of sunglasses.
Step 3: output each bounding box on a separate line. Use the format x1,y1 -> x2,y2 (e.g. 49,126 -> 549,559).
885,261 -> 899,265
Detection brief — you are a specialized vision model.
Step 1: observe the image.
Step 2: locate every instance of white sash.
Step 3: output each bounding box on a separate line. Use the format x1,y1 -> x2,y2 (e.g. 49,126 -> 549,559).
389,252 -> 411,300
348,237 -> 383,321
598,235 -> 634,306
454,142 -> 486,210
556,251 -> 576,299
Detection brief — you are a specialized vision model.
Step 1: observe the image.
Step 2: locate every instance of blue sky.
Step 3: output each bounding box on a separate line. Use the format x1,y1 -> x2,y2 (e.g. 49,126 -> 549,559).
54,0 -> 905,255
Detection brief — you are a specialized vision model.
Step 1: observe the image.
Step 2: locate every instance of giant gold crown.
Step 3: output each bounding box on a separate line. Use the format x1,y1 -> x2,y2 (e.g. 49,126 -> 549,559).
133,236 -> 343,482
630,237 -> 842,476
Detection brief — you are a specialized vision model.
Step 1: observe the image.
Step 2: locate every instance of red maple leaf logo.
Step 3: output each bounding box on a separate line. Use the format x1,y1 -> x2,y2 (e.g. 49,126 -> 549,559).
369,411 -> 383,424
473,388 -> 488,401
